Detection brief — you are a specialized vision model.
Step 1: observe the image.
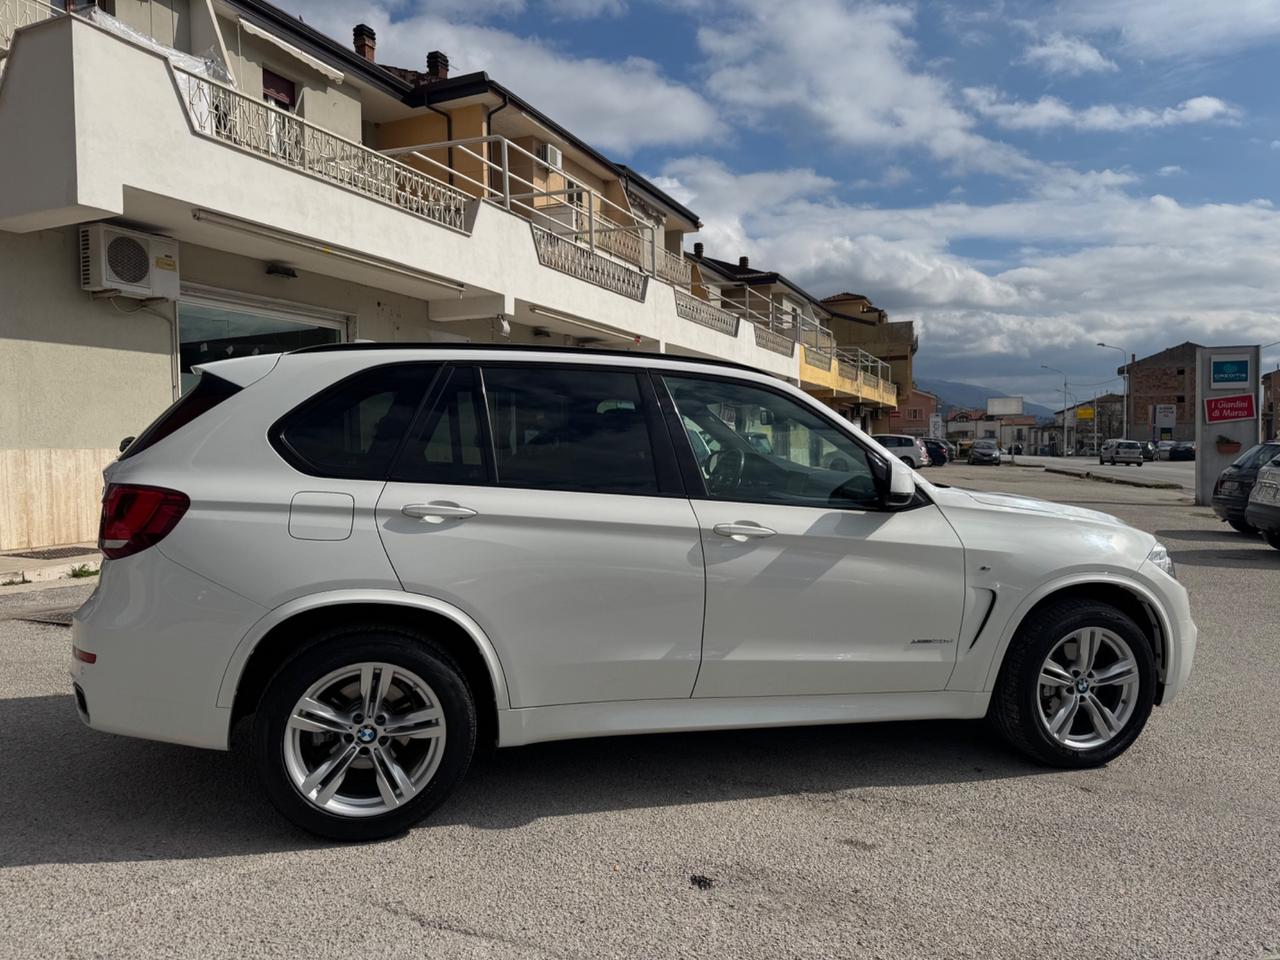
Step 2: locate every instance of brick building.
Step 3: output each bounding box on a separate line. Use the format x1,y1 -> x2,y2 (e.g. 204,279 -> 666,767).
1263,369 -> 1280,440
1122,342 -> 1201,442
872,387 -> 938,436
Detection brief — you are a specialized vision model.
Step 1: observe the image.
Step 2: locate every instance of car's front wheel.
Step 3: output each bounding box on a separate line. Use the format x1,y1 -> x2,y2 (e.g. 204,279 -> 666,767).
1227,518 -> 1257,536
990,598 -> 1156,767
253,626 -> 476,840
1263,529 -> 1280,551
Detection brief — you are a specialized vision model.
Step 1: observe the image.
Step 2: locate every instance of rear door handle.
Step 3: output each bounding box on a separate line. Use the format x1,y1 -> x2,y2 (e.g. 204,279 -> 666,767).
401,502 -> 478,523
713,522 -> 777,542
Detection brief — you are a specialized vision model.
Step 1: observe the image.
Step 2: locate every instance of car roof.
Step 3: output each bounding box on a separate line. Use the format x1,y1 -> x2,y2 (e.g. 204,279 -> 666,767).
290,341 -> 762,374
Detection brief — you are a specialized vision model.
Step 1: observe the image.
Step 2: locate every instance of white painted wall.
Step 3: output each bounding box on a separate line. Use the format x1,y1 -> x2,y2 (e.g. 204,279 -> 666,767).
0,16 -> 797,380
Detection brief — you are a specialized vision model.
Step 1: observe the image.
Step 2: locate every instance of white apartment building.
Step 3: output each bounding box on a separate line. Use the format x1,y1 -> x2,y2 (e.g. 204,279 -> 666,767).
0,0 -> 897,550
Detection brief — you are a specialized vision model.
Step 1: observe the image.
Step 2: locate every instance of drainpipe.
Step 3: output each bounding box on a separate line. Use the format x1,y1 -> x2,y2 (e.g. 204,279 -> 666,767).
485,92 -> 510,200
424,101 -> 455,187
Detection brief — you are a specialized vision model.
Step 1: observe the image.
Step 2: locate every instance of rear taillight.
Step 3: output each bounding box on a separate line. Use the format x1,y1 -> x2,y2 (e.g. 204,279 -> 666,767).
98,484 -> 189,560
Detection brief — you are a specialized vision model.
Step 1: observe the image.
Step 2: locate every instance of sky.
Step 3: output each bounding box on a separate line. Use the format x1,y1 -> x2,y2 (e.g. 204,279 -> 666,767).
293,0 -> 1280,407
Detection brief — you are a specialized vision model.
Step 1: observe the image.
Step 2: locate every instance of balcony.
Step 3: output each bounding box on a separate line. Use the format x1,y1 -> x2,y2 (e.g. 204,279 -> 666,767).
0,9 -> 816,382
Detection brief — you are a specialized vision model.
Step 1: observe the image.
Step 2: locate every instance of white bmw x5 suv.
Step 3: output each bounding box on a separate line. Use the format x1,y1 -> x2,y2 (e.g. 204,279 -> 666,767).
72,345 -> 1196,839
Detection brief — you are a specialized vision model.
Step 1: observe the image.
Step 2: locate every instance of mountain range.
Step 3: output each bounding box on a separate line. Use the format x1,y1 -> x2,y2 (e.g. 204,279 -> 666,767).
915,378 -> 1055,421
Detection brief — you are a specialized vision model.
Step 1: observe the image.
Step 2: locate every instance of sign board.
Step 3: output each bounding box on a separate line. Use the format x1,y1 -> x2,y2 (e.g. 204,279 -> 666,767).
1205,393 -> 1256,423
1195,345 -> 1262,506
1211,355 -> 1250,390
986,396 -> 1024,416
928,414 -> 943,438
1155,403 -> 1176,440
1075,406 -> 1094,421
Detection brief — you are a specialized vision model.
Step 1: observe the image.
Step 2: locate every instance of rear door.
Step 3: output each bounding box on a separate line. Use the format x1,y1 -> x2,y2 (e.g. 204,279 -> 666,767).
376,363 -> 705,708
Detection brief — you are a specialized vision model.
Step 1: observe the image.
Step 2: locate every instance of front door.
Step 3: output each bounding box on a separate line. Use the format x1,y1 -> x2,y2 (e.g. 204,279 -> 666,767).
376,363 -> 705,709
659,373 -> 966,698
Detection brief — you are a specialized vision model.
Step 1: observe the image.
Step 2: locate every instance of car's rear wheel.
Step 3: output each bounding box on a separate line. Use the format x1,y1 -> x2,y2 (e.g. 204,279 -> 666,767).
990,598 -> 1156,767
1228,518 -> 1257,536
1263,529 -> 1280,551
253,627 -> 476,841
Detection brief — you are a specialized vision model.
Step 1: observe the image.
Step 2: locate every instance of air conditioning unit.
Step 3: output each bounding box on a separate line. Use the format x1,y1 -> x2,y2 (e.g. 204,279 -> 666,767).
79,224 -> 180,300
537,142 -> 563,169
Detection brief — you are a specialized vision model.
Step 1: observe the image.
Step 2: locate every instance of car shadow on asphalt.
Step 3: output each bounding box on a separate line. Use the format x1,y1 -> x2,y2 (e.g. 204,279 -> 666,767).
1154,528 -> 1256,543
1162,547 -> 1276,569
1,693 -> 1049,867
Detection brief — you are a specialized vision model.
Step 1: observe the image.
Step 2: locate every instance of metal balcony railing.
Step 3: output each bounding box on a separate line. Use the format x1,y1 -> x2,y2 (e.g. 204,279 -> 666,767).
0,0 -> 58,53
173,68 -> 471,233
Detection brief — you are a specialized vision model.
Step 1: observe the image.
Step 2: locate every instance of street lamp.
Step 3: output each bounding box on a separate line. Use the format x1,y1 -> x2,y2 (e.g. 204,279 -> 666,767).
1097,342 -> 1128,439
1042,363 -> 1070,453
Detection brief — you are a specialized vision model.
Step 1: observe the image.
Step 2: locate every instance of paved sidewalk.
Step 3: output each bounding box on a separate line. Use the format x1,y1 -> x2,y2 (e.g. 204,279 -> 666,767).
0,543 -> 101,587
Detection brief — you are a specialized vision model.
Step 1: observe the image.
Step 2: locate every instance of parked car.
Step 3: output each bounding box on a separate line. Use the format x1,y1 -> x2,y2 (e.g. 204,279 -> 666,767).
1156,441 -> 1176,460
921,438 -> 949,466
1140,441 -> 1156,461
968,439 -> 1002,465
1169,441 -> 1196,461
75,345 -> 1196,840
1099,439 -> 1145,466
1246,458 -> 1280,550
872,433 -> 931,468
1215,442 -> 1280,534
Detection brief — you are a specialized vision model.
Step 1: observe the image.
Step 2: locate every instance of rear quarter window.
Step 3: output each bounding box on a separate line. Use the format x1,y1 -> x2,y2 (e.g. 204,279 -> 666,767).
119,372 -> 241,460
272,363 -> 438,480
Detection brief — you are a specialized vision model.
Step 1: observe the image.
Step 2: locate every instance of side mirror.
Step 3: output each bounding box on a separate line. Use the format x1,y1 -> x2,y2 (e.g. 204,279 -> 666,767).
118,436 -> 136,454
885,457 -> 916,508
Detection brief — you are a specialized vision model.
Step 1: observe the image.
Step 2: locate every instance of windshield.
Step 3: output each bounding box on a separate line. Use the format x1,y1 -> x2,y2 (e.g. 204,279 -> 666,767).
974,440 -> 996,449
1233,443 -> 1280,469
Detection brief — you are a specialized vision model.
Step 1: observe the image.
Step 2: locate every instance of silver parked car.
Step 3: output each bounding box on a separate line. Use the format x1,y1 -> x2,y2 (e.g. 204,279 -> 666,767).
871,433 -> 931,468
1100,439 -> 1145,466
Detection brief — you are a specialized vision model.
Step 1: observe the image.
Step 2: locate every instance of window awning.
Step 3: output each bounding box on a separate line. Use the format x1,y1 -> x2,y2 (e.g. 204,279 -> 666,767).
238,18 -> 344,85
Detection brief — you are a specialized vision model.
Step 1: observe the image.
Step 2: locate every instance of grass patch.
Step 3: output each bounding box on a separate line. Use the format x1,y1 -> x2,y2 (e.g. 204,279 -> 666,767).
68,564 -> 99,579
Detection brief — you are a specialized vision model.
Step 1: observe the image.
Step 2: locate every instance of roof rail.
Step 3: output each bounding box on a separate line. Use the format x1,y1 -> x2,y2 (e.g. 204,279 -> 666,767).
288,341 -> 766,374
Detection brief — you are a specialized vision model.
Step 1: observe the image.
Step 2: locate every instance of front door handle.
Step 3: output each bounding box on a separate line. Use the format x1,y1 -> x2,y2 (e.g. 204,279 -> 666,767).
401,502 -> 478,523
713,522 -> 777,542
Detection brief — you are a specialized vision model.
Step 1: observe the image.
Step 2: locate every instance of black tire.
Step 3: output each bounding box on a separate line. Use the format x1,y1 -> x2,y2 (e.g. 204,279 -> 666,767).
252,625 -> 477,841
989,598 -> 1157,768
1227,518 -> 1257,536
1264,529 -> 1280,551
900,456 -> 914,466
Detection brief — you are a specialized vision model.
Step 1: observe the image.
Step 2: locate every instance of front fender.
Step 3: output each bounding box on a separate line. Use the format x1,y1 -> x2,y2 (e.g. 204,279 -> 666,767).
215,589 -> 512,710
947,569 -> 1176,694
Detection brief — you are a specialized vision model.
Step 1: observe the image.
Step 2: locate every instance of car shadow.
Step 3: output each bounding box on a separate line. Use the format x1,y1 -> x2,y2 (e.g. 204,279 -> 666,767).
1,694 -> 1051,868
1164,547 -> 1276,569
1154,528 -> 1255,543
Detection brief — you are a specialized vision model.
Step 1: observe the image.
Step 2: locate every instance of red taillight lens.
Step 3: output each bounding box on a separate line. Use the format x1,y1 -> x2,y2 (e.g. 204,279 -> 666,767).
98,484 -> 190,560
72,646 -> 97,664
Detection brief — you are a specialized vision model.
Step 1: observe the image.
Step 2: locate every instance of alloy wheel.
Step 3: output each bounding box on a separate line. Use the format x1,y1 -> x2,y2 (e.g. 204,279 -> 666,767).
1036,627 -> 1140,750
282,662 -> 447,818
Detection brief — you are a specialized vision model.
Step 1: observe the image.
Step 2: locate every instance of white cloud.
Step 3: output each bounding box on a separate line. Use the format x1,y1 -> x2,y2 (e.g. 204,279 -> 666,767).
695,0 -> 1039,177
1020,33 -> 1118,76
662,155 -> 1280,404
851,165 -> 913,190
303,2 -> 720,153
542,0 -> 627,18
964,89 -> 1241,132
1156,165 -> 1184,176
1058,0 -> 1280,58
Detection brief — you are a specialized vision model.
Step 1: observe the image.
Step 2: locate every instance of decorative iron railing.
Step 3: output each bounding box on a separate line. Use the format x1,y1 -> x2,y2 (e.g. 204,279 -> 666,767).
657,247 -> 692,287
0,0 -> 57,51
674,291 -> 738,336
531,225 -> 647,301
174,67 -> 470,233
753,324 -> 795,357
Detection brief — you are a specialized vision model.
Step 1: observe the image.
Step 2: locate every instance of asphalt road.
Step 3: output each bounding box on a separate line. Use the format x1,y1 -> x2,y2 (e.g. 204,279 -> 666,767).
1010,454 -> 1196,489
1,467 -> 1277,960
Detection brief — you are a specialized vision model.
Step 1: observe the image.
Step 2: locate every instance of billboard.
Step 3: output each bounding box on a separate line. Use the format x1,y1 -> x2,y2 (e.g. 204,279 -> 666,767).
1205,393 -> 1256,424
986,396 -> 1024,416
1210,355 -> 1250,390
928,414 -> 943,438
1155,403 -> 1177,441
1075,406 -> 1094,421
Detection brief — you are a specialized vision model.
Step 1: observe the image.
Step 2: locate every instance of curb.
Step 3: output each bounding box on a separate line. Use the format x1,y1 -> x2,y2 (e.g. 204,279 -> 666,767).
1042,466 -> 1182,490
0,556 -> 101,588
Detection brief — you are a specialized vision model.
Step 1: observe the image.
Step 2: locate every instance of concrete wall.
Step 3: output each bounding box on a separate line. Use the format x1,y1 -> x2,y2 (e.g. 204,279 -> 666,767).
217,14 -> 362,143
0,227 -> 173,549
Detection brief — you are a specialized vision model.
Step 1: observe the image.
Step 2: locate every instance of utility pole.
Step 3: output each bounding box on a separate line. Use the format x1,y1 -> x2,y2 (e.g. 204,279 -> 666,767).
1042,363 -> 1069,454
1097,342 -> 1127,439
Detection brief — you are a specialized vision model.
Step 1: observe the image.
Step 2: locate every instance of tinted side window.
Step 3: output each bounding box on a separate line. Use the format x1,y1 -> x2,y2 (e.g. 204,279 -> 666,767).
392,366 -> 488,485
664,374 -> 881,509
483,365 -> 660,496
275,363 -> 436,479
